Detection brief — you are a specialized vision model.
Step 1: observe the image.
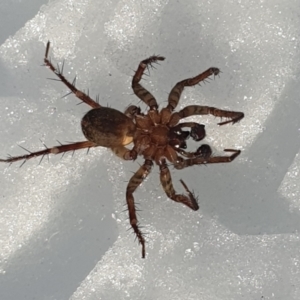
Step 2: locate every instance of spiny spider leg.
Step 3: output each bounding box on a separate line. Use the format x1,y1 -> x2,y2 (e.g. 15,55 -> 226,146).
159,159 -> 199,210
111,145 -> 137,160
124,105 -> 142,119
44,41 -> 100,109
175,144 -> 212,159
174,149 -> 241,170
165,66 -> 244,126
132,56 -> 165,110
176,148 -> 198,159
0,141 -> 96,164
126,159 -> 153,258
170,105 -> 244,126
166,67 -> 220,111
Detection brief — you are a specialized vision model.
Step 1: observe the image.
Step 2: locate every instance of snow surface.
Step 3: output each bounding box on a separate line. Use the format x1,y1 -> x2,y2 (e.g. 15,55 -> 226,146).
1,0 -> 300,299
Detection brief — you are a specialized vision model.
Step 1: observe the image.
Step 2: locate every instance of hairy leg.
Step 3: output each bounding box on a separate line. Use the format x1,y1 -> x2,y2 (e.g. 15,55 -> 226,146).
174,149 -> 241,169
124,105 -> 142,119
111,145 -> 137,160
44,41 -> 100,109
169,105 -> 244,126
166,67 -> 220,111
132,56 -> 165,110
0,141 -> 97,165
126,159 -> 153,258
159,159 -> 199,210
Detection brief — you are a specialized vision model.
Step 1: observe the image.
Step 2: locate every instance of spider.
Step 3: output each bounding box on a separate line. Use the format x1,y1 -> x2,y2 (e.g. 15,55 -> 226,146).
0,42 -> 244,258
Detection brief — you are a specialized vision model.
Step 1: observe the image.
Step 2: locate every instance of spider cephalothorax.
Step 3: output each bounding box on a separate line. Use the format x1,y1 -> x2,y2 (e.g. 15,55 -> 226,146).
0,42 -> 244,258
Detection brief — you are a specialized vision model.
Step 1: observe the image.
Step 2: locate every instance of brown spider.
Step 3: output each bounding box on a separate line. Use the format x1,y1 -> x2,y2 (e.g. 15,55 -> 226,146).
0,42 -> 244,258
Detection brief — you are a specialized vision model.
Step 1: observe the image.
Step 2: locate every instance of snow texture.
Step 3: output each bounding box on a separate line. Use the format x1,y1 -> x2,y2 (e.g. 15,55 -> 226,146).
0,0 -> 300,299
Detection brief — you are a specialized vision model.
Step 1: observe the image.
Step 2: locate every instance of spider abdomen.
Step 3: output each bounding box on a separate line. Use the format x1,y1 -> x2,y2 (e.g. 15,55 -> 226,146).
81,107 -> 136,147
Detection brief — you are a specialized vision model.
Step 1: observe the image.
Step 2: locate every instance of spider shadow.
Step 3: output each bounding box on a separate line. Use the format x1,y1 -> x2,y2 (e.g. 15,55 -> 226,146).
0,162 -> 117,300
196,77 -> 300,235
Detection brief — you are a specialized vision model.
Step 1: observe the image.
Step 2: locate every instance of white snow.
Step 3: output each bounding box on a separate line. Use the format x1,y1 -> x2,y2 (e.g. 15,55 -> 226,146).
0,0 -> 300,299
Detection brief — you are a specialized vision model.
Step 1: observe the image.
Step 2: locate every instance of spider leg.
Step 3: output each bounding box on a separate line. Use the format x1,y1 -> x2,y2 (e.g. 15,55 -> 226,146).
176,144 -> 212,159
126,159 -> 153,258
166,67 -> 220,111
169,105 -> 244,126
44,41 -> 101,109
0,141 -> 96,164
124,105 -> 142,119
174,149 -> 241,169
111,145 -> 137,160
132,56 -> 165,110
159,159 -> 199,210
